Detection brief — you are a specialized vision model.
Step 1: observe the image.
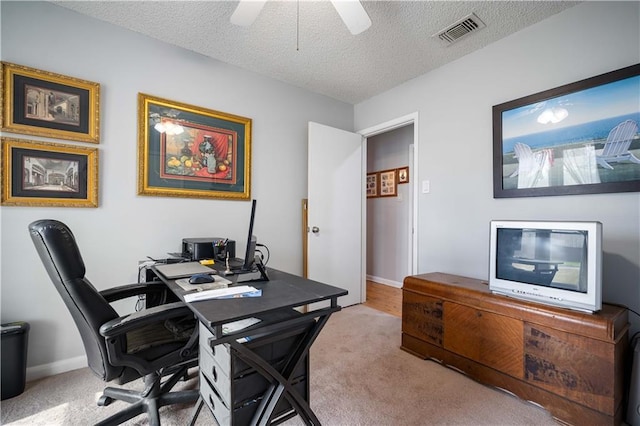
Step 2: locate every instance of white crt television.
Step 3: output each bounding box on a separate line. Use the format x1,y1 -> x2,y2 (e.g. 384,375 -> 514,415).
489,220 -> 602,313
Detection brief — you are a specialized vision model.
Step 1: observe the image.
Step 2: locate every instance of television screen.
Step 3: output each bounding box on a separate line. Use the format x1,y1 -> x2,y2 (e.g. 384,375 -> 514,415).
496,227 -> 588,293
489,220 -> 602,313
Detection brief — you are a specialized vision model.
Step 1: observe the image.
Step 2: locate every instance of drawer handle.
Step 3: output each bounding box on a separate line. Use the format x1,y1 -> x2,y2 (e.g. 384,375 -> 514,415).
209,395 -> 215,411
212,365 -> 217,382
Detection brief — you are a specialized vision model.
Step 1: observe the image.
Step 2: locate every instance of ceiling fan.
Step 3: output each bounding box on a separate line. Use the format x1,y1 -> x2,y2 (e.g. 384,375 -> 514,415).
230,0 -> 372,35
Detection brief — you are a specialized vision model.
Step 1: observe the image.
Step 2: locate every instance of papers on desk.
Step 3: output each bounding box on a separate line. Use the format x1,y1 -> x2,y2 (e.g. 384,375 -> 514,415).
222,317 -> 261,335
183,285 -> 262,303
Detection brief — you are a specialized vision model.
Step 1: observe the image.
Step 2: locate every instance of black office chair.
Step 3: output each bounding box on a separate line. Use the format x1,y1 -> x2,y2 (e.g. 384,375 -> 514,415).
28,219 -> 199,426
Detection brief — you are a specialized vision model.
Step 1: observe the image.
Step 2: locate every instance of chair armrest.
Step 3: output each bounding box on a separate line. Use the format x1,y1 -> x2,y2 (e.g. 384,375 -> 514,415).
99,302 -> 194,338
99,282 -> 169,303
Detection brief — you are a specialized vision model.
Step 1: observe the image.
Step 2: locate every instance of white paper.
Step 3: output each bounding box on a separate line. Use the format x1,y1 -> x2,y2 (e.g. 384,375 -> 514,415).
183,285 -> 258,303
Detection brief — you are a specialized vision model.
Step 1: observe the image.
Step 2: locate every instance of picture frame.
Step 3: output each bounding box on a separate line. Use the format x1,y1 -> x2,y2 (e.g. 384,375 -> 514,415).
397,166 -> 409,184
379,169 -> 397,197
493,63 -> 640,198
1,137 -> 98,207
366,172 -> 378,198
137,93 -> 251,200
1,62 -> 100,143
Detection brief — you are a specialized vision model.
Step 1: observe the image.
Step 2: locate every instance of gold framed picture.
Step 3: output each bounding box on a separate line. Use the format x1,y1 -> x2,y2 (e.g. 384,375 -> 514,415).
366,172 -> 378,198
379,169 -> 397,197
1,137 -> 98,207
138,93 -> 251,200
1,62 -> 100,143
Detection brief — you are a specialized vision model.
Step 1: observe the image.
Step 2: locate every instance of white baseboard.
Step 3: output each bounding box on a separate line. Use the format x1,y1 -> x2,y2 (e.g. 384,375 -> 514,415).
366,275 -> 402,288
26,355 -> 87,382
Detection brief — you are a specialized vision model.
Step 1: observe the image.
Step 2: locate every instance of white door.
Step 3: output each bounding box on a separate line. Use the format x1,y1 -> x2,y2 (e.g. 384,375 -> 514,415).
307,122 -> 363,307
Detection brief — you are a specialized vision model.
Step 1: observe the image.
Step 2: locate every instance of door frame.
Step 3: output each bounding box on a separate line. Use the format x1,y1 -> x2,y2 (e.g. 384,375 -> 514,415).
358,112 -> 419,300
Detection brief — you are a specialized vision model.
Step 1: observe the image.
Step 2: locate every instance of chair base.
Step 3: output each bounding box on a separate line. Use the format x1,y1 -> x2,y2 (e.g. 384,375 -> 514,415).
95,365 -> 199,426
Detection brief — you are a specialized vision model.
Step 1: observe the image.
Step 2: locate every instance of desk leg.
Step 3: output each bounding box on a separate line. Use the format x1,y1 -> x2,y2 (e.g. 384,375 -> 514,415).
188,396 -> 204,426
230,313 -> 331,426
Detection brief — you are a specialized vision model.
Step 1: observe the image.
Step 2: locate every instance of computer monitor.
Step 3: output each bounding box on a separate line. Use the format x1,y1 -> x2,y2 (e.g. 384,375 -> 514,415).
239,199 -> 257,272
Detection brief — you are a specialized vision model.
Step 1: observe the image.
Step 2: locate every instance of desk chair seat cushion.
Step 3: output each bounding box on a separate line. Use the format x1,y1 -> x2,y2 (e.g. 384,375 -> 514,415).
126,321 -> 192,355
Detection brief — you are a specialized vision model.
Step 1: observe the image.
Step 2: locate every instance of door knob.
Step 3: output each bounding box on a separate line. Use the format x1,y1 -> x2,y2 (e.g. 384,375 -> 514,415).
311,226 -> 320,234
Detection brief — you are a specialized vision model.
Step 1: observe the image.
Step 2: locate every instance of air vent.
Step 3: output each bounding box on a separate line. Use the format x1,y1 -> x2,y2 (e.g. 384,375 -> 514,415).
434,13 -> 486,45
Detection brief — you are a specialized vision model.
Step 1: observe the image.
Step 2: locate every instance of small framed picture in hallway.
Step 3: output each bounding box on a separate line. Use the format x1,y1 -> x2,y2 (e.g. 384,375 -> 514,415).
366,172 -> 378,198
379,169 -> 397,197
1,137 -> 98,207
397,166 -> 409,184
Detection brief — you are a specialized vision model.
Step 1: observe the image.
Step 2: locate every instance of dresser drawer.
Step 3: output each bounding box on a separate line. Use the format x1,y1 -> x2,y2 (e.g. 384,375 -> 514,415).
200,370 -> 232,426
200,347 -> 233,405
199,322 -> 232,370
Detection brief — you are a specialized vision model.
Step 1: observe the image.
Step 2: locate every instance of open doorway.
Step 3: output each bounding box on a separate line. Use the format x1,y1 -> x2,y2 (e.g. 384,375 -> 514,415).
359,113 -> 419,306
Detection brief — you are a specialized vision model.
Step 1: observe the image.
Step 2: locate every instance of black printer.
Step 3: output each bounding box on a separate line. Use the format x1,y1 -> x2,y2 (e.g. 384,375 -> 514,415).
182,237 -> 236,261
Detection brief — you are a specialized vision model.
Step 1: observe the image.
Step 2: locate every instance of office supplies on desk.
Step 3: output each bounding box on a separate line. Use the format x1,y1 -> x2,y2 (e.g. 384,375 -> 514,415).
183,286 -> 261,303
189,274 -> 215,284
175,276 -> 231,292
155,261 -> 214,279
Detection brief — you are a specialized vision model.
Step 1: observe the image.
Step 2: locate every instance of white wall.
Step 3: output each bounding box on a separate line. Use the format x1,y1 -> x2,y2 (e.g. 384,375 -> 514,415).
0,1 -> 353,378
356,2 -> 640,335
366,125 -> 413,286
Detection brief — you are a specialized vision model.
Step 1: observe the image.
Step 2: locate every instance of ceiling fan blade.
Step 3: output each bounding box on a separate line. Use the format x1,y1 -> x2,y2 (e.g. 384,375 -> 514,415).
330,0 -> 372,35
230,0 -> 268,27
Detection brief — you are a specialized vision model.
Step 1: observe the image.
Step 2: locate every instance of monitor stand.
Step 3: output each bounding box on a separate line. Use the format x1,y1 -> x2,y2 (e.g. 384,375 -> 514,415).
235,256 -> 270,283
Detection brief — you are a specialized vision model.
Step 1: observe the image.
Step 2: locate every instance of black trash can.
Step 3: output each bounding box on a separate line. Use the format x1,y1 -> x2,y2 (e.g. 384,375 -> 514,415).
1,321 -> 30,400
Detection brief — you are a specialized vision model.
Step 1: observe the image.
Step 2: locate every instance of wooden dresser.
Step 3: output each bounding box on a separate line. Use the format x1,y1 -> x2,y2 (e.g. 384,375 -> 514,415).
401,272 -> 630,425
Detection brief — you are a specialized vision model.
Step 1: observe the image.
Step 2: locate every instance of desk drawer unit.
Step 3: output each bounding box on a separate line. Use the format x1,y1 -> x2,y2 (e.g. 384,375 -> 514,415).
198,318 -> 311,425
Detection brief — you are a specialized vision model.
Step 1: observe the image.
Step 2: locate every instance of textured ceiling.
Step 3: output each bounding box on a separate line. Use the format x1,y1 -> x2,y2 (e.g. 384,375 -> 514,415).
53,1 -> 580,104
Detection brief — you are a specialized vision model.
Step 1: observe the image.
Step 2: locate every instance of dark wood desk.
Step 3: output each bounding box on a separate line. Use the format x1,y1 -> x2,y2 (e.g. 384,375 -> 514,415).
153,265 -> 347,425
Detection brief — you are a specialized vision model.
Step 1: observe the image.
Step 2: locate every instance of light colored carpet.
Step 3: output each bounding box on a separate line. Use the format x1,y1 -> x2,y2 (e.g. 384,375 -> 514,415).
1,305 -> 558,425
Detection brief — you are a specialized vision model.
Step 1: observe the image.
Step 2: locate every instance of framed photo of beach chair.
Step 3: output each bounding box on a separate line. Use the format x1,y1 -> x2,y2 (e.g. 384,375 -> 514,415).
493,63 -> 640,198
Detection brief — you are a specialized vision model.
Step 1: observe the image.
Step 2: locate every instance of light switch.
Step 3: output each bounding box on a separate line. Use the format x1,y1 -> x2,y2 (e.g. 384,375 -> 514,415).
422,180 -> 430,193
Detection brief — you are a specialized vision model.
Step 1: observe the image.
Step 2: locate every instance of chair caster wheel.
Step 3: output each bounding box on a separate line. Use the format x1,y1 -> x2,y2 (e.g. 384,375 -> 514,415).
98,395 -> 114,406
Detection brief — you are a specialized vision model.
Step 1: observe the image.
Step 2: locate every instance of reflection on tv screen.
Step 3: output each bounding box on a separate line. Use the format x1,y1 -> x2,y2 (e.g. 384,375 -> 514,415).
496,228 -> 588,293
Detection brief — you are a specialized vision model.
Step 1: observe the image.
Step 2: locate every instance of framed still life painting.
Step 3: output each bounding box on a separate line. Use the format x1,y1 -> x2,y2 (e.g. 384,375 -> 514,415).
1,137 -> 98,207
137,93 -> 252,200
1,62 -> 100,143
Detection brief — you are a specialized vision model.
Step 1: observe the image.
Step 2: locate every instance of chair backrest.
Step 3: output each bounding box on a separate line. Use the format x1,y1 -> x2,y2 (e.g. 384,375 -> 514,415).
513,142 -> 533,159
602,120 -> 638,157
28,219 -> 123,381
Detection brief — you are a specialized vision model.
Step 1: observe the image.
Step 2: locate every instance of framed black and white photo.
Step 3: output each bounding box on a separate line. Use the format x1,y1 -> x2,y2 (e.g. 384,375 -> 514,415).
1,62 -> 100,143
1,137 -> 98,207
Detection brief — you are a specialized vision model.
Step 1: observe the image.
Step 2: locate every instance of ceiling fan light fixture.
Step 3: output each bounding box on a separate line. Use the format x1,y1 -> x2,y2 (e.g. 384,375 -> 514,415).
330,0 -> 371,35
231,0 -> 268,27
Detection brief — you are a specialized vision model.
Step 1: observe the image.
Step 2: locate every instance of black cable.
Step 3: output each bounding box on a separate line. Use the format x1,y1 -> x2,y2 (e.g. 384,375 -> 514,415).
605,301 -> 640,320
256,243 -> 270,266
